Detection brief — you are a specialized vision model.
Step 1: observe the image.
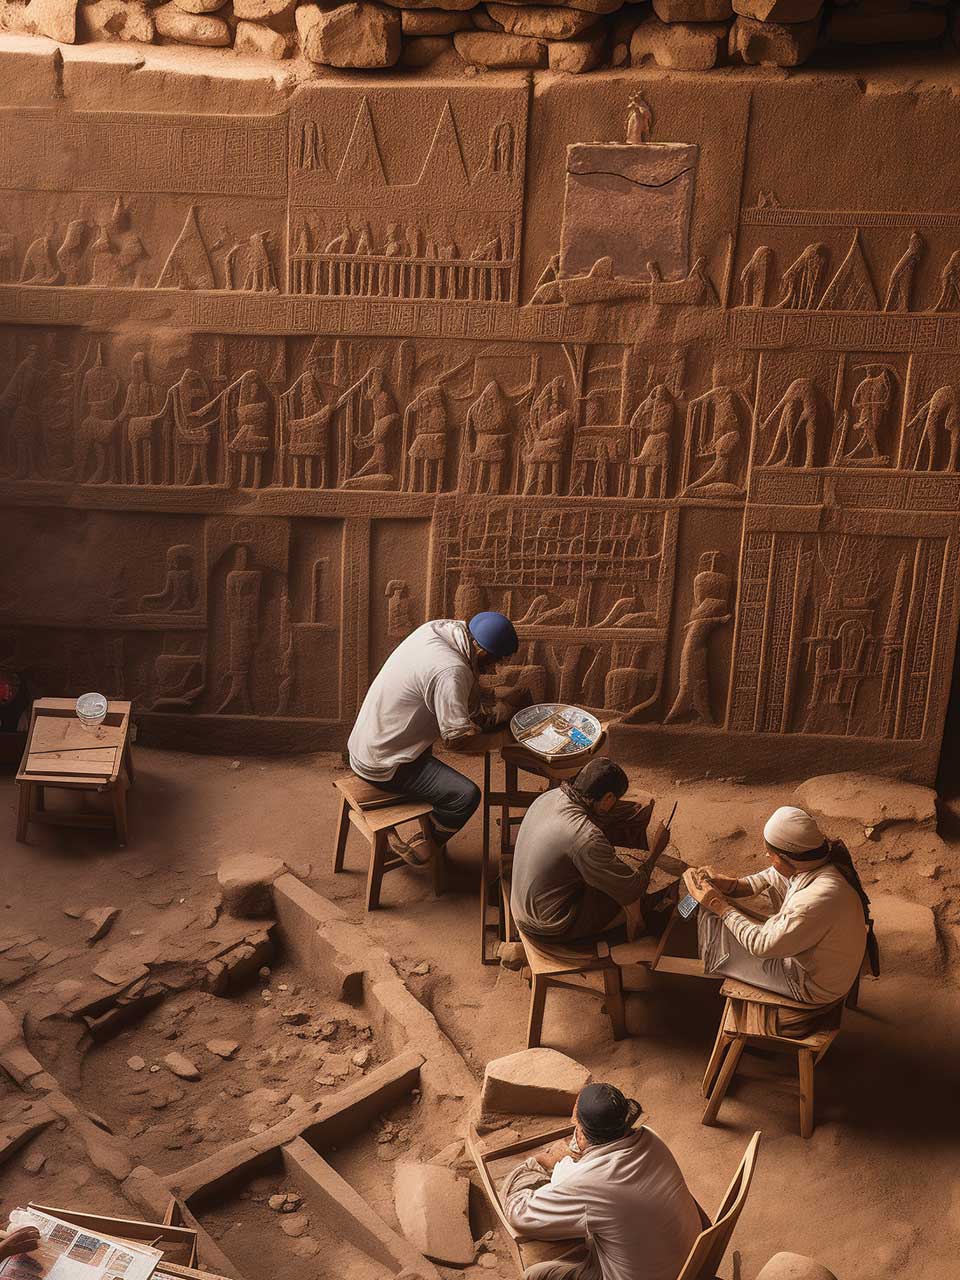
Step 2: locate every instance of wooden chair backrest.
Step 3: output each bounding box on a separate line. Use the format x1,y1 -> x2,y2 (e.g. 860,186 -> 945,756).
675,1131 -> 762,1280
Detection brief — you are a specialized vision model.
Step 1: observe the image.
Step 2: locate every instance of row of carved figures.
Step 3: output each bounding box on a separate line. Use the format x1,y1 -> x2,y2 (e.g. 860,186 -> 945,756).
739,231 -> 960,313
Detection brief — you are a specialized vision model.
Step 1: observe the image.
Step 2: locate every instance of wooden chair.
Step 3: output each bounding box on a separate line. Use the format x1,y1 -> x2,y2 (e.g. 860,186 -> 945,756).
480,734 -> 609,964
700,978 -> 856,1139
467,1123 -> 761,1280
16,698 -> 135,847
331,773 -> 441,912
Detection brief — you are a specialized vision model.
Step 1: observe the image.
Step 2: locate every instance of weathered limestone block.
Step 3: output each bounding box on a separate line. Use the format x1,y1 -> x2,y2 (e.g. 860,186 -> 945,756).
730,13 -> 819,63
756,1255 -> 839,1280
505,0 -> 623,12
217,854 -> 285,918
79,0 -> 155,41
232,0 -> 296,19
481,1048 -> 590,1116
400,32 -> 454,61
826,6 -> 945,43
486,3 -> 599,38
302,2 -> 402,67
870,895 -> 940,975
381,0 -> 477,10
154,2 -> 230,43
394,1163 -> 475,1266
454,28 -> 549,63
400,6 -> 472,31
653,0 -> 733,22
471,8 -> 500,27
234,18 -> 292,55
733,0 -> 821,22
171,0 -> 225,13
794,773 -> 937,834
631,13 -> 727,67
23,0 -> 78,41
548,27 -> 606,68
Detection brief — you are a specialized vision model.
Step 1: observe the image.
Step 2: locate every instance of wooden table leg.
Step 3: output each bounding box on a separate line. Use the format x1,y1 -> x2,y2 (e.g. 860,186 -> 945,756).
366,832 -> 387,911
798,1047 -> 815,1139
124,741 -> 136,785
112,779 -> 129,847
35,785 -> 45,813
480,751 -> 492,963
602,966 -> 627,1041
527,973 -> 549,1049
16,782 -> 32,843
332,792 -> 350,874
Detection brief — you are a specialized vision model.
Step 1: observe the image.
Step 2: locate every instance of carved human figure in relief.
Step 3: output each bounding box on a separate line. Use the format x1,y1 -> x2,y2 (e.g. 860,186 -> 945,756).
241,232 -> 278,294
625,95 -> 652,144
739,246 -> 772,308
841,366 -> 893,466
0,345 -> 41,479
163,369 -> 212,486
682,383 -> 750,497
907,385 -> 960,472
281,352 -> 333,489
106,199 -> 148,288
664,552 -> 731,725
403,383 -> 448,493
141,545 -> 197,613
76,345 -> 121,484
20,224 -> 60,285
385,580 -> 415,639
481,121 -> 515,176
932,250 -> 960,312
121,351 -> 164,485
761,377 -> 820,469
56,220 -> 88,286
217,545 -> 263,715
626,384 -> 674,498
151,641 -> 206,711
465,379 -> 511,494
882,231 -> 923,313
776,243 -> 828,310
521,377 -> 570,496
226,371 -> 273,489
346,366 -> 398,484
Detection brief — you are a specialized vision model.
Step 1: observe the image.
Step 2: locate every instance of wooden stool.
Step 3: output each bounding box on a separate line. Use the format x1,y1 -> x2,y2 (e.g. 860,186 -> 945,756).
331,773 -> 441,912
16,698 -> 134,847
480,734 -> 608,964
701,978 -> 854,1139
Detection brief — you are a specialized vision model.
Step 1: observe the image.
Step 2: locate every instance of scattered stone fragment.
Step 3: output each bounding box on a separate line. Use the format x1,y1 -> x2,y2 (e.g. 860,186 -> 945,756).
291,1237 -> 321,1259
318,1020 -> 338,1039
206,1039 -> 239,1059
163,1051 -> 201,1081
84,907 -> 120,945
153,2 -> 231,44
268,1194 -> 288,1211
22,1149 -> 46,1174
127,1056 -> 146,1072
481,1048 -> 590,1117
286,1094 -> 307,1110
63,906 -> 84,919
234,21 -> 293,58
302,2 -> 402,67
394,1162 -> 475,1267
282,1007 -> 309,1025
630,14 -> 727,69
478,1256 -> 498,1270
352,1046 -> 372,1068
279,1212 -> 310,1237
259,966 -> 272,978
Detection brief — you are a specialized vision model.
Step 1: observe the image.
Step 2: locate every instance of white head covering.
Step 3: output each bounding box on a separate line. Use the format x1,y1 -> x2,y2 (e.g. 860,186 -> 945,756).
763,806 -> 825,857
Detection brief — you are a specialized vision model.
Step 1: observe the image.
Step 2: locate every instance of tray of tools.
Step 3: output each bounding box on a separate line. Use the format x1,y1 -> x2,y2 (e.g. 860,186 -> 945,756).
509,703 -> 602,762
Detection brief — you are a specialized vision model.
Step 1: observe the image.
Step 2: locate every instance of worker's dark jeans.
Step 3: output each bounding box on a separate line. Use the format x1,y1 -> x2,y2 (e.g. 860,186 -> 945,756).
375,750 -> 481,843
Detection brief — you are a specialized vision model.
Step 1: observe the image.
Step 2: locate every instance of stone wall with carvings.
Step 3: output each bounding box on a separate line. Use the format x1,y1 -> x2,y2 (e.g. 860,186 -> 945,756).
3,40 -> 960,779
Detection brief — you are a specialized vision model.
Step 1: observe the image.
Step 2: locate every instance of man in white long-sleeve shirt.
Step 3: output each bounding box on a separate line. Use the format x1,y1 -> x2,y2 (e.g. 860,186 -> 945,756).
501,1082 -> 701,1280
683,805 -> 869,1028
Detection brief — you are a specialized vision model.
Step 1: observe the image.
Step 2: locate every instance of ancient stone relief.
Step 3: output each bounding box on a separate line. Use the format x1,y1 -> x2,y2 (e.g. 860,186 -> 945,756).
3,75 -> 960,775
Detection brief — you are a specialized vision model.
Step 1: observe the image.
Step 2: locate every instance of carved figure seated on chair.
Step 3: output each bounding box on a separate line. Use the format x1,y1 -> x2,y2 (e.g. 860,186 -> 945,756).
347,612 -> 519,870
684,806 -> 874,1036
510,758 -> 680,950
522,377 -> 570,496
500,1082 -> 701,1280
626,384 -> 674,498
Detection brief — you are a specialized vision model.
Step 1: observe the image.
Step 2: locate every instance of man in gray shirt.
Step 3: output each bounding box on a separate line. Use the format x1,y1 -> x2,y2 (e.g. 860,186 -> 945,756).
511,758 -> 674,944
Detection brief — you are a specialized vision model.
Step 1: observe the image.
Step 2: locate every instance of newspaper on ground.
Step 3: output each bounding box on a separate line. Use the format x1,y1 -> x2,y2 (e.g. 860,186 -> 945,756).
1,1208 -> 161,1280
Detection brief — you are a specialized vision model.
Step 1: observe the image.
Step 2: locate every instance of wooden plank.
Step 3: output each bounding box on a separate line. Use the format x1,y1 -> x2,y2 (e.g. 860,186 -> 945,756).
31,717 -> 125,753
25,755 -> 116,778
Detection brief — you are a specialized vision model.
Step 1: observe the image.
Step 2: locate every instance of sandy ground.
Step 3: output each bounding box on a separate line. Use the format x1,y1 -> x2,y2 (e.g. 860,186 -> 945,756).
1,747 -> 958,1280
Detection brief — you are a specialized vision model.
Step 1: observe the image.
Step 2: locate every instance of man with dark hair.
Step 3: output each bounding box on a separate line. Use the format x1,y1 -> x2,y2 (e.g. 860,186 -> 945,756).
501,1082 -> 701,1280
509,756 -> 673,946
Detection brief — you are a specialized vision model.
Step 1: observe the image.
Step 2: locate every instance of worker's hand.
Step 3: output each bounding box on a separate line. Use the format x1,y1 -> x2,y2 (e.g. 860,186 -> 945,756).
697,866 -> 739,895
0,1227 -> 41,1261
537,1139 -> 575,1172
683,868 -> 729,916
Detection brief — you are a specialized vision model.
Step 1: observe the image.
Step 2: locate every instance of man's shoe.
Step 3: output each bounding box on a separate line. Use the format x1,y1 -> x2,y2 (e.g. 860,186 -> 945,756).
497,941 -> 527,970
387,829 -> 432,868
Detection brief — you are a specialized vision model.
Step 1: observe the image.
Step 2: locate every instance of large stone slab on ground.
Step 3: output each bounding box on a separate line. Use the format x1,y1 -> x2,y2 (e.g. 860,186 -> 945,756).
481,1048 -> 590,1116
756,1255 -> 839,1280
218,855 -> 286,918
394,1162 -> 474,1266
870,895 -> 940,976
302,2 -> 402,67
794,773 -> 937,834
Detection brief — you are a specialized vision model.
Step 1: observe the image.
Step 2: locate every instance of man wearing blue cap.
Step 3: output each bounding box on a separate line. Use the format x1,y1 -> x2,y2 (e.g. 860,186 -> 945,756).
348,611 -> 519,866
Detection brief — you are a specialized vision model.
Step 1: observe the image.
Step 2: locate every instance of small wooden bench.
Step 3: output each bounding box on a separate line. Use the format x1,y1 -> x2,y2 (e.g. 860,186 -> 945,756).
701,977 -> 855,1139
331,773 -> 441,912
16,698 -> 134,847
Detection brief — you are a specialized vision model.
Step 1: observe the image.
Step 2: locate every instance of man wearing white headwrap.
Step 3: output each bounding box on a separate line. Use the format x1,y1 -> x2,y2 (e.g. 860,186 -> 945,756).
682,805 -> 868,1022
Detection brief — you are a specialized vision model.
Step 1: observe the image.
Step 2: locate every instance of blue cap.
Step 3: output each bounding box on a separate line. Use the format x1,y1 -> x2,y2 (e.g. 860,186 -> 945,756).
468,611 -> 518,659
